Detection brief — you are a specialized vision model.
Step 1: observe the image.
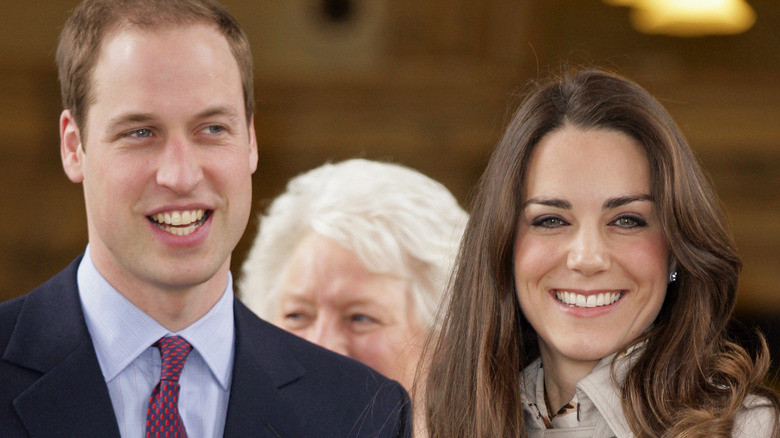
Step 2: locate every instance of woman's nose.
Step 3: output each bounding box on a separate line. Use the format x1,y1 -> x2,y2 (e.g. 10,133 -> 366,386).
309,317 -> 350,357
566,226 -> 611,276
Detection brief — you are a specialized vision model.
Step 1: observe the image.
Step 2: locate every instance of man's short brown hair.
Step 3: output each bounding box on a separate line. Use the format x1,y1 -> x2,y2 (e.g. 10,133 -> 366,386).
57,0 -> 254,140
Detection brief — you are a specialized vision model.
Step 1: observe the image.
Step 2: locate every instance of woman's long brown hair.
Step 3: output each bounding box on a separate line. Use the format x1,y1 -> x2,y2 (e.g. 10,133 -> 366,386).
423,68 -> 780,437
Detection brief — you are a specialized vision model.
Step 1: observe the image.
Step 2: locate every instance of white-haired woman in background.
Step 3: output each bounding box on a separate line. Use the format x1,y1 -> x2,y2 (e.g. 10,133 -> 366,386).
239,158 -> 467,396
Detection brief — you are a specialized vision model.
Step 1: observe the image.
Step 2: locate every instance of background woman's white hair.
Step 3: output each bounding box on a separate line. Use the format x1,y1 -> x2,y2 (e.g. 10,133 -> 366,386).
238,158 -> 468,332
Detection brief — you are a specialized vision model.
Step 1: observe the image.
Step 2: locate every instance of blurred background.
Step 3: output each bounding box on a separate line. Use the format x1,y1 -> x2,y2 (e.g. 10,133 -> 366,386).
1,0 -> 778,367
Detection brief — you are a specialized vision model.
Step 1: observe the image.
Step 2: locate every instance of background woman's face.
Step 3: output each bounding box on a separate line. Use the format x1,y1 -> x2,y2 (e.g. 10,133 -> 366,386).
513,126 -> 670,372
274,232 -> 425,391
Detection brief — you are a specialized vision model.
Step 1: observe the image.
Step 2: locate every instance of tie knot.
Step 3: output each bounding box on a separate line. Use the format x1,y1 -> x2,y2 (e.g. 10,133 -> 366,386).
155,336 -> 193,382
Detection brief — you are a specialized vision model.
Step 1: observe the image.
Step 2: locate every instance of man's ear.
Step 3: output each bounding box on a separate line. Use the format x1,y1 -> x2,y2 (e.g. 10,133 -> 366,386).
60,110 -> 85,183
248,117 -> 258,175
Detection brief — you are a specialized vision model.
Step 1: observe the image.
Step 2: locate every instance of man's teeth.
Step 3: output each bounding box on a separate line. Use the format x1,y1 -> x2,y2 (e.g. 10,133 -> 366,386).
152,209 -> 206,236
555,291 -> 622,308
153,210 -> 205,226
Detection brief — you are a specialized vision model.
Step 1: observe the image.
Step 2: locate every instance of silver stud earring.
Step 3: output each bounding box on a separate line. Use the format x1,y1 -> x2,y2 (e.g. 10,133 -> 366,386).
668,271 -> 678,283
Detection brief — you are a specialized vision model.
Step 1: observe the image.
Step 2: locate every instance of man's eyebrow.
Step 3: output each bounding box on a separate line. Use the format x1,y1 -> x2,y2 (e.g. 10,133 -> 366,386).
603,194 -> 654,210
194,105 -> 241,121
105,112 -> 156,131
107,106 -> 241,124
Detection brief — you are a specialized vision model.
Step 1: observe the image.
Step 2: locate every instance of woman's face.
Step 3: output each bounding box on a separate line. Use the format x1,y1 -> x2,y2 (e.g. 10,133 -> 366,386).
274,232 -> 425,391
513,126 -> 670,373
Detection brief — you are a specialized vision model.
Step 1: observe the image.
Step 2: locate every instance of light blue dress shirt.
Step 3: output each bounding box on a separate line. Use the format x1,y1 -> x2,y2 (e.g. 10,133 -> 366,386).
78,245 -> 235,438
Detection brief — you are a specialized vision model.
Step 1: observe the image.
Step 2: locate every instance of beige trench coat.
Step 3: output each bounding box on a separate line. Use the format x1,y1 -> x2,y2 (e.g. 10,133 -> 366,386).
520,350 -> 777,437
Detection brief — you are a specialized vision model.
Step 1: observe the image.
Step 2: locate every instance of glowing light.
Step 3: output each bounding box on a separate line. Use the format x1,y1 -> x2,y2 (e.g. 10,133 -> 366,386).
604,0 -> 756,36
603,0 -> 641,5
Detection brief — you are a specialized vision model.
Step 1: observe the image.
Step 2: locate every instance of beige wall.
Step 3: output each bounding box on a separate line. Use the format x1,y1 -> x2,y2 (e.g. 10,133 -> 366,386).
2,0 -> 778,319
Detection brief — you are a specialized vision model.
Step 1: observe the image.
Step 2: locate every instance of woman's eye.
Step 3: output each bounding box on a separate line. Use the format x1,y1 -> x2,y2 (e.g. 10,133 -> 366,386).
349,314 -> 377,324
611,216 -> 647,229
531,216 -> 568,228
282,312 -> 311,329
283,312 -> 311,323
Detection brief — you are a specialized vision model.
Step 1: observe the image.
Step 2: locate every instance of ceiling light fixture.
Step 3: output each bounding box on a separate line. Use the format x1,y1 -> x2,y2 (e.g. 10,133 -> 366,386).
604,0 -> 756,37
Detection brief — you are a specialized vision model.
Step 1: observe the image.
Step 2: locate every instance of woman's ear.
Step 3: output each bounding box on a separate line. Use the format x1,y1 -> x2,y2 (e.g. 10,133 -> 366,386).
60,110 -> 85,183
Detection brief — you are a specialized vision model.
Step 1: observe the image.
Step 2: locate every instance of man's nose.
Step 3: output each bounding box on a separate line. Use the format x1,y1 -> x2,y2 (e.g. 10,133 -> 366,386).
155,136 -> 203,194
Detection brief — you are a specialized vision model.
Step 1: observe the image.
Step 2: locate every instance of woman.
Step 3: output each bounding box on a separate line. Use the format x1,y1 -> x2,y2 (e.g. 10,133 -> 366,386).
240,158 -> 467,393
423,68 -> 780,437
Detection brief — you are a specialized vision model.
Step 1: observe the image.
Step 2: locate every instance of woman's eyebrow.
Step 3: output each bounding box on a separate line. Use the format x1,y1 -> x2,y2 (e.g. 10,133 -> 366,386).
603,194 -> 654,210
522,198 -> 571,210
522,194 -> 654,211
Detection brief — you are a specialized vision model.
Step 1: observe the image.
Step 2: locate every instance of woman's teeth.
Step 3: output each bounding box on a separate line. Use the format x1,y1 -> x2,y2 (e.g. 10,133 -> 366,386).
555,291 -> 622,308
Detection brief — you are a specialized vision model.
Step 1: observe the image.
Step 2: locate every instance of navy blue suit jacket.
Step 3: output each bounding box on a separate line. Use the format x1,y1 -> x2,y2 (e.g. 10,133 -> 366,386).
0,256 -> 412,437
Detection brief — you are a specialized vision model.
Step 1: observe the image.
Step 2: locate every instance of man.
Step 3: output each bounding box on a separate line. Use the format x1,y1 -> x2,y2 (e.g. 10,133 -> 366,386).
0,1 -> 411,437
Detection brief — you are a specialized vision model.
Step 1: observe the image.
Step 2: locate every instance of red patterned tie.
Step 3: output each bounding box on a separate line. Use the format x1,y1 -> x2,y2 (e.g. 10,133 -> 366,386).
146,336 -> 193,438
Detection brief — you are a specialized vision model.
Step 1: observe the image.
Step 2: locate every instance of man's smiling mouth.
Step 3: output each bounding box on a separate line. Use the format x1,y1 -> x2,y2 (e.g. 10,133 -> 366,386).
149,209 -> 210,236
555,290 -> 623,308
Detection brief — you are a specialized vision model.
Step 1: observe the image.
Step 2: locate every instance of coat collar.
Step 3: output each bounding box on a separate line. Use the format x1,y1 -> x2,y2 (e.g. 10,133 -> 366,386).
575,351 -> 637,438
520,350 -> 640,438
222,299 -> 307,437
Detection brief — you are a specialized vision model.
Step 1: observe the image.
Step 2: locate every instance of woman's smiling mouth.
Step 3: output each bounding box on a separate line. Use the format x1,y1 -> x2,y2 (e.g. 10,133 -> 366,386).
554,290 -> 624,308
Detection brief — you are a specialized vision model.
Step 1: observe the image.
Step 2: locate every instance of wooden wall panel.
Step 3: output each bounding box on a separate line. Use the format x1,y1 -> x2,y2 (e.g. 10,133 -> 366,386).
1,1 -> 778,326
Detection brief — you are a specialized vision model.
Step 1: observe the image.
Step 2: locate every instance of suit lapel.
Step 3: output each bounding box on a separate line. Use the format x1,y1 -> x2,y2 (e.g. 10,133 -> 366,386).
4,257 -> 120,437
223,300 -> 306,438
12,338 -> 121,437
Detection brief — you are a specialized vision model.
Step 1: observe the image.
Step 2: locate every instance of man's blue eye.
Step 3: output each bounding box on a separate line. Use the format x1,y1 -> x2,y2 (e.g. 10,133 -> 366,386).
132,128 -> 152,138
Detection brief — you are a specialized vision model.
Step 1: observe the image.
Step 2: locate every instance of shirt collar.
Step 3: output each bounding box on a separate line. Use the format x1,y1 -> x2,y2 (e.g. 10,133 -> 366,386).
78,245 -> 235,389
